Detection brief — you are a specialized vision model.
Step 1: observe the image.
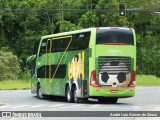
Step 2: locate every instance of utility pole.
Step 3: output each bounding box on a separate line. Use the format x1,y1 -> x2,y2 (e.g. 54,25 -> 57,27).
59,0 -> 64,32
87,0 -> 93,27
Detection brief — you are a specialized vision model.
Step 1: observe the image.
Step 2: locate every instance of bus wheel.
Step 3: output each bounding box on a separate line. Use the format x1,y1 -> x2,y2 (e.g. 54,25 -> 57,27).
73,87 -> 80,103
37,85 -> 44,99
98,98 -> 118,104
66,86 -> 74,103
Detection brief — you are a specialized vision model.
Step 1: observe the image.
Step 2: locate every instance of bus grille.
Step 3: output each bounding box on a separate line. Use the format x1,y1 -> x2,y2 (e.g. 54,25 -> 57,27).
97,56 -> 133,86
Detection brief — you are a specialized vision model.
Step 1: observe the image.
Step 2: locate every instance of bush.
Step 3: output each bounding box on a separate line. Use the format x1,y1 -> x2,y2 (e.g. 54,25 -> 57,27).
19,68 -> 31,80
0,50 -> 21,80
137,35 -> 160,77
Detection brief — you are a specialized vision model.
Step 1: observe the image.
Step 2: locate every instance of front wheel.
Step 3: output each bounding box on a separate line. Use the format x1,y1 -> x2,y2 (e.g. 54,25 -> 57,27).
66,86 -> 74,103
37,85 -> 44,99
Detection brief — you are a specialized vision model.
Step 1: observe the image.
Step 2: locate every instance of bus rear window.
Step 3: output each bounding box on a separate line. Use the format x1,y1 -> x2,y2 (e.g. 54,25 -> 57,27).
96,29 -> 134,45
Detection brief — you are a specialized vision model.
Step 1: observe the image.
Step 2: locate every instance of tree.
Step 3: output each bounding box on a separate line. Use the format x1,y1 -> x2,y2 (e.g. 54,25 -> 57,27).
78,11 -> 99,28
0,0 -> 159,77
0,50 -> 21,80
57,20 -> 82,32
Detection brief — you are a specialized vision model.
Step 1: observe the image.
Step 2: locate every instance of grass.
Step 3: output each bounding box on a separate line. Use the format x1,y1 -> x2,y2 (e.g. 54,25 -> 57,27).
0,80 -> 30,90
136,75 -> 160,86
0,75 -> 160,90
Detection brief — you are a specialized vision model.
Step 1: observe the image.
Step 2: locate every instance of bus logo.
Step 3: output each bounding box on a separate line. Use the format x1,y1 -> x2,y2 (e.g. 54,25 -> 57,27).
108,50 -> 122,54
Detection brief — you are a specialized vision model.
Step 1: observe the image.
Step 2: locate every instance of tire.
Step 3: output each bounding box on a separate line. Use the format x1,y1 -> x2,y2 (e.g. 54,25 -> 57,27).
37,85 -> 44,99
73,87 -> 88,103
98,98 -> 118,104
66,86 -> 74,103
73,87 -> 80,103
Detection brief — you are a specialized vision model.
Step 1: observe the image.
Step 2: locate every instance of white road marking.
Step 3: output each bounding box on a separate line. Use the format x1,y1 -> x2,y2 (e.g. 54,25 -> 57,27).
12,105 -> 28,109
151,106 -> 160,111
71,104 -> 81,107
91,104 -> 100,107
50,104 -> 65,107
31,104 -> 47,108
0,103 -> 10,109
0,105 -> 9,109
132,106 -> 140,108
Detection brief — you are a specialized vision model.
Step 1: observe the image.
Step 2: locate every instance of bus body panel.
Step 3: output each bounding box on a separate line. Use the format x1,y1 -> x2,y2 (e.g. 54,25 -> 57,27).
89,86 -> 135,97
33,33 -> 90,97
28,27 -> 136,101
88,45 -> 136,98
31,77 -> 37,94
88,28 -> 136,98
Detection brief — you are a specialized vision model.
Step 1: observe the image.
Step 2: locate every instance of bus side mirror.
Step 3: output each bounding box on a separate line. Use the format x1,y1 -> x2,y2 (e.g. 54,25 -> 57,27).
26,55 -> 36,68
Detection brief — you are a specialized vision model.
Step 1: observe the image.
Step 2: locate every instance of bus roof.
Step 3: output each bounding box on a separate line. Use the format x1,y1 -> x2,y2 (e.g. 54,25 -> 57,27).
41,27 -> 94,40
41,27 -> 134,40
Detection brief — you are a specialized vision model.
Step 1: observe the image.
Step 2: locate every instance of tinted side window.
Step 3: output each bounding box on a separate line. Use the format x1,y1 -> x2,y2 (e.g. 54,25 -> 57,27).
46,40 -> 51,53
39,39 -> 47,55
37,66 -> 46,78
51,65 -> 66,78
31,60 -> 36,77
51,31 -> 91,52
52,37 -> 70,52
37,65 -> 66,78
70,32 -> 90,50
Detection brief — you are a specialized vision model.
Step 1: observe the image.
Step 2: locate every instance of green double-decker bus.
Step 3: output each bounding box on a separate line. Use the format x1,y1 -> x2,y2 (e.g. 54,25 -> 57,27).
27,27 -> 136,103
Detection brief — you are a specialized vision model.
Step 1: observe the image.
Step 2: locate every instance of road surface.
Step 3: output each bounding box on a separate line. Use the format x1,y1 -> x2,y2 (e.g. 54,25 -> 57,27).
0,87 -> 160,120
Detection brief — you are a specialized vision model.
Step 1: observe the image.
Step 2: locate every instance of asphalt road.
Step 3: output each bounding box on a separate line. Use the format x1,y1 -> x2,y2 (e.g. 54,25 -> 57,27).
0,87 -> 160,120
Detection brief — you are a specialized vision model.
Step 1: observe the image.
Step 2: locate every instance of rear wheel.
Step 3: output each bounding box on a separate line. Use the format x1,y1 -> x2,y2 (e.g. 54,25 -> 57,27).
37,84 -> 44,99
73,87 -> 80,103
73,87 -> 88,103
66,86 -> 74,103
98,98 -> 118,104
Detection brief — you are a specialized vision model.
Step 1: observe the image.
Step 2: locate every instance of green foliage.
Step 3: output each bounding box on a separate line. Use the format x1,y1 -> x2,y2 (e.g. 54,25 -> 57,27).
0,80 -> 30,90
19,68 -> 31,80
137,75 -> 160,86
137,35 -> 160,76
0,0 -> 159,78
0,50 -> 21,80
58,20 -> 82,32
78,11 -> 99,28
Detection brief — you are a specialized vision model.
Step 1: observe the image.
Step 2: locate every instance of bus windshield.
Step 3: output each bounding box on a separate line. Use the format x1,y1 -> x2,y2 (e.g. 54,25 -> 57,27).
96,28 -> 134,45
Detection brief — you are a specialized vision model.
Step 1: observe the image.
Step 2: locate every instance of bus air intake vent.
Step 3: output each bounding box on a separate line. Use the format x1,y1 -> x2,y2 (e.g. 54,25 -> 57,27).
98,56 -> 133,87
